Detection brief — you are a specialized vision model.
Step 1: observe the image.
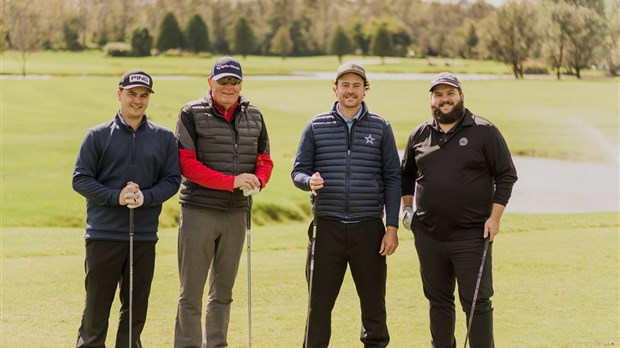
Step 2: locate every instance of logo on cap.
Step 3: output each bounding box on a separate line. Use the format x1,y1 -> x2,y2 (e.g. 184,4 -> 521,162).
129,74 -> 151,85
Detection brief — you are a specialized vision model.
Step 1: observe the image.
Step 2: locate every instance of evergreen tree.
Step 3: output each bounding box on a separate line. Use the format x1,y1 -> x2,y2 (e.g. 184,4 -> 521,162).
63,17 -> 83,51
211,12 -> 229,54
328,25 -> 353,63
370,23 -> 394,64
232,16 -> 257,59
156,12 -> 184,52
185,14 -> 210,53
270,26 -> 293,59
131,27 -> 153,57
350,20 -> 370,56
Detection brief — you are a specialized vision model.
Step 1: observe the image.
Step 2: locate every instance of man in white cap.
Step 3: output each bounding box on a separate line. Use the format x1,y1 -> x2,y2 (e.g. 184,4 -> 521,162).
292,62 -> 400,347
174,56 -> 273,348
401,72 -> 518,347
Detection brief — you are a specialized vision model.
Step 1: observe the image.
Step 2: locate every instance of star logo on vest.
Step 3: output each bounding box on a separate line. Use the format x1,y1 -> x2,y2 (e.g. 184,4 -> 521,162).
365,134 -> 375,145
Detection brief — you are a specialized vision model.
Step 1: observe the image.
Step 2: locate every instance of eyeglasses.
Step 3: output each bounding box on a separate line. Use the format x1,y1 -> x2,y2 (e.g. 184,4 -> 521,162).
215,77 -> 242,86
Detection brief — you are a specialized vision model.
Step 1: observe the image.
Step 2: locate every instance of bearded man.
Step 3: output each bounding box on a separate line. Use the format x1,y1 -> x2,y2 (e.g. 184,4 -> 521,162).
400,72 -> 518,348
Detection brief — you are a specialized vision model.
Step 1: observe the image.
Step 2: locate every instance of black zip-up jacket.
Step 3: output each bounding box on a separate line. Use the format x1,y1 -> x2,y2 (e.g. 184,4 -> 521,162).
292,102 -> 401,227
72,113 -> 181,242
401,109 -> 518,241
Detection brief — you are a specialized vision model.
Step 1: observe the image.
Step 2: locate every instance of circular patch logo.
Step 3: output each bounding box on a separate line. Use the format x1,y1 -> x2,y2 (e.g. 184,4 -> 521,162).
459,137 -> 468,146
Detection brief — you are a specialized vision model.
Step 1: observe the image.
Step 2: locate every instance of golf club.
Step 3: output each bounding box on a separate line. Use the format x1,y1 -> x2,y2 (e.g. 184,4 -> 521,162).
246,197 -> 252,348
463,237 -> 490,348
304,194 -> 319,348
129,208 -> 134,348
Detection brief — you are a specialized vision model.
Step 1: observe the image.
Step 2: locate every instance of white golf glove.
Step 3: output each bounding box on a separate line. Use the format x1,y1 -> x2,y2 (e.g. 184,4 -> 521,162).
243,186 -> 260,197
125,187 -> 144,209
402,206 -> 413,231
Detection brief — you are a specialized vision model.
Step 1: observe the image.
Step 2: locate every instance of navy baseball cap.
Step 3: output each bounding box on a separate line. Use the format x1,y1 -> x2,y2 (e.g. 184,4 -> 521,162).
429,72 -> 462,92
119,69 -> 154,93
211,56 -> 243,81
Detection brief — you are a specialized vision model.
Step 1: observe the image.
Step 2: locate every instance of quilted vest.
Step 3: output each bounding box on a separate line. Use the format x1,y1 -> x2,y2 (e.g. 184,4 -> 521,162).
179,98 -> 263,210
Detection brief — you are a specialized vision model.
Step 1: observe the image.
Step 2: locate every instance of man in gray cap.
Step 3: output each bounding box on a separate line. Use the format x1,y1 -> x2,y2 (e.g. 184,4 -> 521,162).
401,72 -> 518,347
292,62 -> 400,347
174,56 -> 273,348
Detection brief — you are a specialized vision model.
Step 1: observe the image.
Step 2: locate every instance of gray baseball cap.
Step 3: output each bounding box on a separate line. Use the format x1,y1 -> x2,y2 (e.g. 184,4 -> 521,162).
335,62 -> 367,83
429,72 -> 462,92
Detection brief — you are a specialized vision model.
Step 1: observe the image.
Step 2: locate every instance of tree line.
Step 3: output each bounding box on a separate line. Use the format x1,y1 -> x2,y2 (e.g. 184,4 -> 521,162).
2,0 -> 618,78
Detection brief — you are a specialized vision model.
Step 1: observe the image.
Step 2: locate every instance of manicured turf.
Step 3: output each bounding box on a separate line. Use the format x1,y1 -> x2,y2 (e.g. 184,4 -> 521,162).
1,213 -> 618,347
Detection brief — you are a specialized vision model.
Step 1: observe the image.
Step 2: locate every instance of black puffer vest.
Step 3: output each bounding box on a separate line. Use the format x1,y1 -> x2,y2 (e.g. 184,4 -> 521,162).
179,96 -> 263,210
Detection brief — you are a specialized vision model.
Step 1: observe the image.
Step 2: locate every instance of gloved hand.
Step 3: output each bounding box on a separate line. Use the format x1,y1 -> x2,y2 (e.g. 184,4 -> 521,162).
125,184 -> 144,209
243,186 -> 260,197
402,206 -> 413,231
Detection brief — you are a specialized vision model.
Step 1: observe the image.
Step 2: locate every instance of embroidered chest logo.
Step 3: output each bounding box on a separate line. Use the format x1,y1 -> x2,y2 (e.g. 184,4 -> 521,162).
459,137 -> 468,146
365,134 -> 375,145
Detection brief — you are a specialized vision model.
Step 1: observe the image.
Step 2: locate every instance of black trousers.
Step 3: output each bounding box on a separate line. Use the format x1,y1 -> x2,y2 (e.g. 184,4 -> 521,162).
76,240 -> 156,348
413,229 -> 494,348
304,218 -> 390,348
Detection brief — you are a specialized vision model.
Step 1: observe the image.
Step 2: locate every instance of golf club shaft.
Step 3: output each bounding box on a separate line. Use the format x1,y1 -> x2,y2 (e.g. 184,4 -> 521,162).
246,198 -> 252,348
463,237 -> 490,348
129,208 -> 134,348
304,195 -> 319,348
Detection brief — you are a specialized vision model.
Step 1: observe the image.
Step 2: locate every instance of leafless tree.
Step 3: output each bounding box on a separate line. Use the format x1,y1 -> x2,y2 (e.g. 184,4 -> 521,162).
6,1 -> 43,76
483,0 -> 539,79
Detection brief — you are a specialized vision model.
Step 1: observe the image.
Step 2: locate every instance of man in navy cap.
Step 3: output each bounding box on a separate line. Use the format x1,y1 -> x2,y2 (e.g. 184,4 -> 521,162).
73,69 -> 181,347
174,56 -> 273,348
401,72 -> 517,347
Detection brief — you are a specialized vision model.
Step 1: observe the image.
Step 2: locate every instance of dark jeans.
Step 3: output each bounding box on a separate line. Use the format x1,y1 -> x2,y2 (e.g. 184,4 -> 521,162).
76,240 -> 156,348
304,218 -> 390,348
413,230 -> 494,348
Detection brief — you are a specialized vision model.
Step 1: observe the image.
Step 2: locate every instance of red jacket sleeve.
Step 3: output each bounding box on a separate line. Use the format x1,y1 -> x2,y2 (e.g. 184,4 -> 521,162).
179,149 -> 235,191
255,153 -> 274,188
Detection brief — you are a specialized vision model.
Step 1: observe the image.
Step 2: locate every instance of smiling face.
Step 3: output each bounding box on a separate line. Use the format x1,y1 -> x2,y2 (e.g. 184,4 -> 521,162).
431,84 -> 465,125
208,76 -> 242,109
117,86 -> 151,121
333,72 -> 367,116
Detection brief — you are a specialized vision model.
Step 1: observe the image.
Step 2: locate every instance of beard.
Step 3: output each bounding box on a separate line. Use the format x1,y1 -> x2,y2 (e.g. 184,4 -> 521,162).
432,99 -> 465,125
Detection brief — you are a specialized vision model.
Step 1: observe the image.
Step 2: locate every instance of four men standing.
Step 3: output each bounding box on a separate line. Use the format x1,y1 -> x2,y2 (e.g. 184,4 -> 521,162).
74,61 -> 516,347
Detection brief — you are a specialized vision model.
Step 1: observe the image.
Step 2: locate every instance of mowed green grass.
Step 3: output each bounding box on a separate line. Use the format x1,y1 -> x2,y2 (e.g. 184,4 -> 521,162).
1,213 -> 618,347
2,74 -> 618,227
1,50 -> 515,77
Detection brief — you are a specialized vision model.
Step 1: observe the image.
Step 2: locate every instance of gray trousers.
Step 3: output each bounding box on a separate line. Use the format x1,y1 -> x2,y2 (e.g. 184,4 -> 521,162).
174,206 -> 246,348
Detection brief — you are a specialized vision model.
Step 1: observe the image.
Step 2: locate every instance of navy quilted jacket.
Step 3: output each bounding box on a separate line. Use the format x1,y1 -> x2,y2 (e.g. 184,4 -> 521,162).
292,102 -> 401,227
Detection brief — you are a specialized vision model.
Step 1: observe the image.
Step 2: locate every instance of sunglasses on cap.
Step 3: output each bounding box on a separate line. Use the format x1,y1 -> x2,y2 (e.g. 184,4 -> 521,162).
215,77 -> 242,86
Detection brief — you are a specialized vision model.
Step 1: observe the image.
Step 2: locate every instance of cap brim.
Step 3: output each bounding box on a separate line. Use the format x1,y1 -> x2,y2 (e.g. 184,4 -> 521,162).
122,84 -> 155,93
212,73 -> 243,81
